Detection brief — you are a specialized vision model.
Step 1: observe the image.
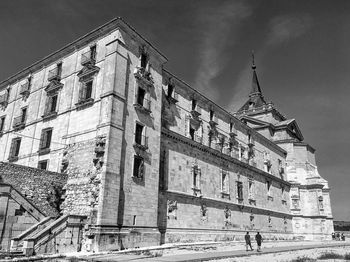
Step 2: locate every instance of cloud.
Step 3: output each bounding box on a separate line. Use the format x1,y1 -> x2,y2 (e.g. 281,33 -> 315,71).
194,1 -> 252,100
229,14 -> 314,112
266,14 -> 313,46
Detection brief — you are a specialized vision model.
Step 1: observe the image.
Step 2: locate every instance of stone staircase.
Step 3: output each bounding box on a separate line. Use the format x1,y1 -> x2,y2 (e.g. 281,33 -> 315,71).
11,214 -> 87,256
10,216 -> 55,252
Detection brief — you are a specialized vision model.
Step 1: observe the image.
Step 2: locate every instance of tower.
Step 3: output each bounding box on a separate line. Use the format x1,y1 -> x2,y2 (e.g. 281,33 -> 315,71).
234,57 -> 334,240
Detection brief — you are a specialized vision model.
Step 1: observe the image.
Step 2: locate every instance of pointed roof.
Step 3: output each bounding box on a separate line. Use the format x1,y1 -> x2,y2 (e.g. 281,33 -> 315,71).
236,56 -> 267,113
250,56 -> 262,96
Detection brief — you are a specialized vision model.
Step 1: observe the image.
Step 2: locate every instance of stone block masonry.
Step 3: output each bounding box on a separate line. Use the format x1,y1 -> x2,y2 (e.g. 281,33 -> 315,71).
0,162 -> 67,217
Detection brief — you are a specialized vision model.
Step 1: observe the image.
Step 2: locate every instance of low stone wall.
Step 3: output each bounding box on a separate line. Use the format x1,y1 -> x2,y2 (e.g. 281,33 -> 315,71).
0,162 -> 67,217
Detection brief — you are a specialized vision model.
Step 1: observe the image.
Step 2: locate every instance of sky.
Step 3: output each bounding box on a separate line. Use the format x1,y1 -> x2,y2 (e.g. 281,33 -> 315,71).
0,0 -> 349,220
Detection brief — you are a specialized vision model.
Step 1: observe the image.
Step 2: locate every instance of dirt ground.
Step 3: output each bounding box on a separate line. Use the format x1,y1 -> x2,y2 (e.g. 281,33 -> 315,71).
208,246 -> 350,262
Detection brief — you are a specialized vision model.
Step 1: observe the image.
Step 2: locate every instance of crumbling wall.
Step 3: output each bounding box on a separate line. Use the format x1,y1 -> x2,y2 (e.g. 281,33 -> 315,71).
60,136 -> 105,222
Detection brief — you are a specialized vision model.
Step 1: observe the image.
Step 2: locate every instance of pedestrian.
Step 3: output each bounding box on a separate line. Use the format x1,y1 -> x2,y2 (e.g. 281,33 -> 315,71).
255,232 -> 262,252
245,232 -> 253,251
336,232 -> 340,240
332,232 -> 335,240
341,233 -> 345,241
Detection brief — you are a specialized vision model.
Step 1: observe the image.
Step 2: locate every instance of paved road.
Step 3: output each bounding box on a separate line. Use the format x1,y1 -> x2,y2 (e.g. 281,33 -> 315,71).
84,242 -> 350,262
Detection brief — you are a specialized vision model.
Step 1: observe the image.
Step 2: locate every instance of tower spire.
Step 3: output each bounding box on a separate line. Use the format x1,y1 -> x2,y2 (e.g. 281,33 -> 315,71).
250,51 -> 262,96
252,50 -> 256,70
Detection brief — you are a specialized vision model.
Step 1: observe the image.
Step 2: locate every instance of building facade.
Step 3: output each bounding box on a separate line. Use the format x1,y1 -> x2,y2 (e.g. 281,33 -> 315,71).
0,18 -> 333,253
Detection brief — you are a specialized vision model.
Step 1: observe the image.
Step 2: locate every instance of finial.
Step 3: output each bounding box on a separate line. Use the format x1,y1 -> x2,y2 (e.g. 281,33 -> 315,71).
251,50 -> 256,70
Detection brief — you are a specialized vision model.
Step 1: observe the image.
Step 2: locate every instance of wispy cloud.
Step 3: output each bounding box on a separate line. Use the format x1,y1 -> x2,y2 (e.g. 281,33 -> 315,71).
194,1 -> 252,100
229,14 -> 314,111
266,14 -> 313,46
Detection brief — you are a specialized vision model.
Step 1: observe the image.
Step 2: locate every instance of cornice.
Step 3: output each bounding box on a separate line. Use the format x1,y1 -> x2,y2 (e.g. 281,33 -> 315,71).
161,128 -> 291,187
165,189 -> 293,218
162,70 -> 287,157
0,17 -> 167,91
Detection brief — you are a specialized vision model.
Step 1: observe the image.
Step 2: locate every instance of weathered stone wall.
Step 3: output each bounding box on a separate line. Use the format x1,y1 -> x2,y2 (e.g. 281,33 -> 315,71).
0,162 -> 67,217
158,133 -> 292,243
0,196 -> 38,251
60,138 -> 104,220
162,73 -> 287,182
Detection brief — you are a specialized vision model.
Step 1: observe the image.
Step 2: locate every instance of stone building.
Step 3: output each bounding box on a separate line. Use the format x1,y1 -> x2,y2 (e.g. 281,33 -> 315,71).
0,18 -> 333,253
234,61 -> 333,240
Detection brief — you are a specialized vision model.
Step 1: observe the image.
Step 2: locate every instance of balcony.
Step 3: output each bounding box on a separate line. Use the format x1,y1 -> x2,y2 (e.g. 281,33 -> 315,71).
12,116 -> 25,130
167,91 -> 179,104
248,139 -> 255,147
229,129 -> 237,137
133,98 -> 151,114
209,115 -> 218,127
42,110 -> 57,121
38,147 -> 50,156
81,50 -> 96,66
48,67 -> 61,82
19,82 -> 30,97
134,66 -> 154,88
0,92 -> 8,106
290,194 -> 300,199
190,106 -> 201,119
133,135 -> 148,150
193,134 -> 202,144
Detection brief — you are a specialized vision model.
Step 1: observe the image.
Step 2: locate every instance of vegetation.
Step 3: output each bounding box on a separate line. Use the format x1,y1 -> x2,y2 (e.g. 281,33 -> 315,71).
289,256 -> 316,262
344,253 -> 350,260
318,251 -> 344,260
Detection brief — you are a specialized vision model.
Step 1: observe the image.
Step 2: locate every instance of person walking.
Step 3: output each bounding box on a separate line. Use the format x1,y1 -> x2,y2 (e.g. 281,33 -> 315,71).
255,232 -> 262,252
245,232 -> 253,251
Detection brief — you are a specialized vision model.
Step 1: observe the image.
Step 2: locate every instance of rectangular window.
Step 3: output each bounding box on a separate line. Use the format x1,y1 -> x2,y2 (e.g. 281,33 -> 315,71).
236,181 -> 243,200
39,128 -> 53,151
140,53 -> 148,69
189,127 -> 195,140
135,123 -> 144,145
267,180 -> 271,195
248,179 -> 255,200
50,94 -> 58,113
137,87 -> 146,106
210,110 -> 214,121
21,107 -> 27,123
79,80 -> 93,102
192,166 -> 201,189
191,99 -> 197,111
57,62 -> 62,78
221,170 -> 229,193
168,84 -> 174,97
0,116 -> 5,132
9,137 -> 21,161
318,196 -> 324,210
38,160 -> 48,170
90,45 -> 96,61
133,155 -> 144,179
